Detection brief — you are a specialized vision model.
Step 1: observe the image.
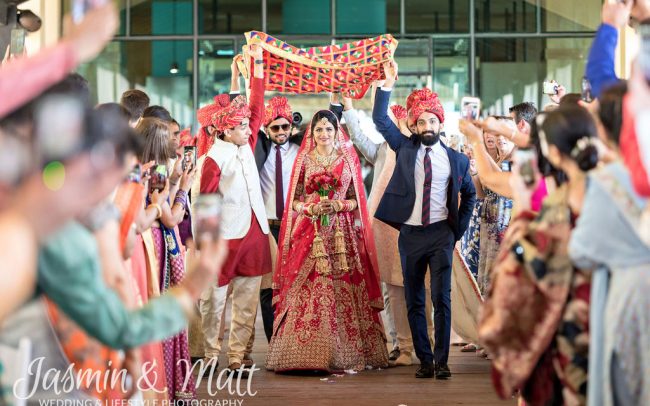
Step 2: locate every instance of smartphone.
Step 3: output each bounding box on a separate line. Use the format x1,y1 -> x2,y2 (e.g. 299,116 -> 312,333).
461,97 -> 481,121
194,194 -> 223,246
71,0 -> 108,23
501,160 -> 512,173
10,28 -> 25,57
182,146 -> 197,172
542,81 -> 558,95
35,95 -> 85,165
149,164 -> 168,193
581,77 -> 593,103
127,164 -> 141,183
514,149 -> 538,188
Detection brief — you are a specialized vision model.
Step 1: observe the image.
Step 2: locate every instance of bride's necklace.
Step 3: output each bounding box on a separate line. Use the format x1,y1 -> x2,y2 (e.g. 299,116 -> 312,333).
314,147 -> 337,168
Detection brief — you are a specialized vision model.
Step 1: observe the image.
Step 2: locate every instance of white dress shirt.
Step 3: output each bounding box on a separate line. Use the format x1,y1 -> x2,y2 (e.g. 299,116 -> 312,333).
260,141 -> 300,220
405,141 -> 451,226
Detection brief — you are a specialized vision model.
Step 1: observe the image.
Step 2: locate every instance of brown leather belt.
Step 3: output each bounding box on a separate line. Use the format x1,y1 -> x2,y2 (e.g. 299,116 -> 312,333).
268,219 -> 283,227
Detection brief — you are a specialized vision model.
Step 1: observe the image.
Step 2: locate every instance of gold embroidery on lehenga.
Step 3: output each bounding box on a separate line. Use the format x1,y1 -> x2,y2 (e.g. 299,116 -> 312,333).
333,217 -> 350,273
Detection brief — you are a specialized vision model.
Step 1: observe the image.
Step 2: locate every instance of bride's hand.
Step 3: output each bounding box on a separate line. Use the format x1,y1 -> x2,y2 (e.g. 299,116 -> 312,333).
315,201 -> 336,215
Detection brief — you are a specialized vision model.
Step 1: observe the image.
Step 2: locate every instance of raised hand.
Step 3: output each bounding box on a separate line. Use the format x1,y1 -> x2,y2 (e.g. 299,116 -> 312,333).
601,0 -> 633,29
382,60 -> 398,88
62,2 -> 119,64
459,119 -> 484,146
151,180 -> 170,206
248,44 -> 264,62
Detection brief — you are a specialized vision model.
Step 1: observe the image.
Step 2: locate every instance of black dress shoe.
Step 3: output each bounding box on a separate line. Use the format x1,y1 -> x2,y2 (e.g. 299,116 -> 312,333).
388,348 -> 401,361
435,363 -> 451,379
415,363 -> 434,378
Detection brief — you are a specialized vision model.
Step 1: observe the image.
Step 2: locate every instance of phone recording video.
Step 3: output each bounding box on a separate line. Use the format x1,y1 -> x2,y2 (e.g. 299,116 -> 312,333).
581,77 -> 593,103
35,95 -> 86,165
127,164 -> 142,184
542,81 -> 558,96
194,194 -> 223,248
149,164 -> 168,194
182,146 -> 197,172
514,149 -> 538,188
461,97 -> 481,121
10,28 -> 25,57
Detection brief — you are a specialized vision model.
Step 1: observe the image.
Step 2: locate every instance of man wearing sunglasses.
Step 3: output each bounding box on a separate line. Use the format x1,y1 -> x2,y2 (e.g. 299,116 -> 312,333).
254,96 -> 300,343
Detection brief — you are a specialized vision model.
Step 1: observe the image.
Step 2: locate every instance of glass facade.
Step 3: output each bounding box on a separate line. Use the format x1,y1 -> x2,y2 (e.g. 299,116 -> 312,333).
72,0 -> 599,129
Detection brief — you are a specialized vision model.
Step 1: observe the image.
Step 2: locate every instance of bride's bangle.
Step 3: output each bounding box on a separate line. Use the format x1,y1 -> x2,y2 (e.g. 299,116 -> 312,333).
302,203 -> 314,216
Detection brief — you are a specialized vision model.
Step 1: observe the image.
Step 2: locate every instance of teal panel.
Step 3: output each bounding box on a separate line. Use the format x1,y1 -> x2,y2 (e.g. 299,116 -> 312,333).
152,1 -> 193,35
152,41 -> 193,77
282,0 -> 330,34
336,0 -> 386,34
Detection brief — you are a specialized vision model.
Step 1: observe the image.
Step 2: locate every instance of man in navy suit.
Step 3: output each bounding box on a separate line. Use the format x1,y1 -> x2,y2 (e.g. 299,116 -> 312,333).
373,61 -> 476,379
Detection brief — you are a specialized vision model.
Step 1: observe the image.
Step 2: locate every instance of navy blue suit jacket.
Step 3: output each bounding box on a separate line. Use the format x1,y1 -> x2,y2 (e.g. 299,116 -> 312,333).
372,88 -> 476,241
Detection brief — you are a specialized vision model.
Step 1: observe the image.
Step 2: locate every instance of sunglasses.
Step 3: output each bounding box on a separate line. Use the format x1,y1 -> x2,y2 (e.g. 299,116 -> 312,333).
269,124 -> 291,132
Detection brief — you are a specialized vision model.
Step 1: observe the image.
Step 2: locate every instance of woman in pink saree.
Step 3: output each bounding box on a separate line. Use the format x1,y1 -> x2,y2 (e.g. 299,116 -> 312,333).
266,110 -> 389,373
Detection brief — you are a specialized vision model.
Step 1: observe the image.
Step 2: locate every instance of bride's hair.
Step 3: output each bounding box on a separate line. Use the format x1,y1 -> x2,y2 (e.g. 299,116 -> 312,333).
310,110 -> 339,134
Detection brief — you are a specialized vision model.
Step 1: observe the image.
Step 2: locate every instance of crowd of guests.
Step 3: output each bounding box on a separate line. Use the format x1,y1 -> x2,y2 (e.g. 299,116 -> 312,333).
1,1 -> 650,406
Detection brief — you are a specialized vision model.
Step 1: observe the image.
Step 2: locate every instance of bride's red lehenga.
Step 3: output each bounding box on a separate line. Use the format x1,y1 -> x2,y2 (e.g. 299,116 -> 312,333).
266,112 -> 389,373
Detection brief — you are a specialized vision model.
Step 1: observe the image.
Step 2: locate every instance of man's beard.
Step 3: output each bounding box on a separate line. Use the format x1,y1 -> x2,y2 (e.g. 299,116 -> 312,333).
416,131 -> 440,146
271,133 -> 290,145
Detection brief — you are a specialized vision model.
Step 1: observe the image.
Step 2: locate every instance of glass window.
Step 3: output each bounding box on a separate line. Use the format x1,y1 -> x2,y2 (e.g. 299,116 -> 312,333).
475,0 -> 536,33
198,0 -> 262,34
76,40 -> 195,127
62,0 -> 127,36
405,0 -> 469,33
386,0 -> 400,34
336,0 -> 396,35
131,0 -> 193,36
198,40 -> 236,107
541,0 -> 601,32
475,38 -> 592,115
267,0 -> 331,35
388,39 -> 431,107
432,39 -> 470,113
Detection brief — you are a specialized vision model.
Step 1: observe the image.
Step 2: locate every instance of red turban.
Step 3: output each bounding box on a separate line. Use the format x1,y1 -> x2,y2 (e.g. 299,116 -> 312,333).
390,104 -> 408,121
197,94 -> 231,128
406,88 -> 445,125
212,95 -> 251,133
263,96 -> 293,127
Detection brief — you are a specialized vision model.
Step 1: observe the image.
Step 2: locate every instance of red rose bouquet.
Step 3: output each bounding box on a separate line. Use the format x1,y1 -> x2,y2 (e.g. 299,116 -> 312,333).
305,171 -> 339,226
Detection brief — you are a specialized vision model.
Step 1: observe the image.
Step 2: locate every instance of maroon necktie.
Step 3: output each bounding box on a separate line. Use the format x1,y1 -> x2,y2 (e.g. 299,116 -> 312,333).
275,145 -> 284,219
422,147 -> 432,226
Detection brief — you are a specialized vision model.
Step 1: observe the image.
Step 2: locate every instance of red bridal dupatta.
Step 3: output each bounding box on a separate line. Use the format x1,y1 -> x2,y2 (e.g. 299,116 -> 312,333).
272,113 -> 383,319
243,31 -> 398,99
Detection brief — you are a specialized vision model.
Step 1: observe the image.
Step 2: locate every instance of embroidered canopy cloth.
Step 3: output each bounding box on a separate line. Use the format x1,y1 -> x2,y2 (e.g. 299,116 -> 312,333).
243,31 -> 398,99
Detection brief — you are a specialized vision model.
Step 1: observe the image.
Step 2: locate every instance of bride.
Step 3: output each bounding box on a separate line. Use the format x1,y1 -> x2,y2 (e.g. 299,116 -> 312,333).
266,109 -> 389,373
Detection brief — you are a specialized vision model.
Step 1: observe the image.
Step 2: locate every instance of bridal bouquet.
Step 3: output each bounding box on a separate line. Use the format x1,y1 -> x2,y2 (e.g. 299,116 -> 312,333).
306,171 -> 340,226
